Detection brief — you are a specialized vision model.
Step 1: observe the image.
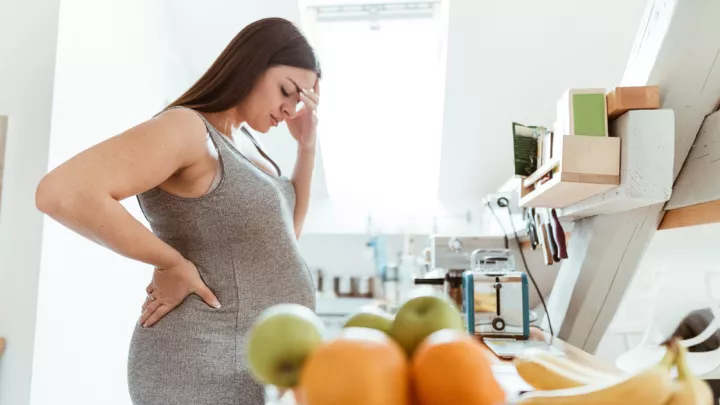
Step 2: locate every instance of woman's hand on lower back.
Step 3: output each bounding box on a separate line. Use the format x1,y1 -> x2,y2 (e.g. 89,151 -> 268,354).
140,258 -> 221,327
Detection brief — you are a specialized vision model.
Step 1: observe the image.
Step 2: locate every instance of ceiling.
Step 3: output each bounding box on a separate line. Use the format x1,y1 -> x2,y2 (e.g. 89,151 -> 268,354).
157,0 -> 647,203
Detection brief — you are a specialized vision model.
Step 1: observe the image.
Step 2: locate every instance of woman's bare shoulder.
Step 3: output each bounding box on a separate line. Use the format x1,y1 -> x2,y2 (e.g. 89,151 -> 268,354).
151,107 -> 208,139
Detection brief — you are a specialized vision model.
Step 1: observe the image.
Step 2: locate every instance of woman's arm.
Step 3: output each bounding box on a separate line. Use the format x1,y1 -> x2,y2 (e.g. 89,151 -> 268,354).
287,85 -> 320,239
35,108 -> 207,269
38,108 -> 223,326
290,145 -> 316,238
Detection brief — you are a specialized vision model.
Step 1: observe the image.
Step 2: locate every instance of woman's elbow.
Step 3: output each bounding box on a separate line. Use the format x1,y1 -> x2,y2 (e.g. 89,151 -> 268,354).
35,174 -> 74,216
36,175 -> 58,215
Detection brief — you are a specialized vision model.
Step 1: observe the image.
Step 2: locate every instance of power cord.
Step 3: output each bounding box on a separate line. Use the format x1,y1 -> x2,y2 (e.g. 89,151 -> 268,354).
485,199 -> 509,249
494,197 -> 555,338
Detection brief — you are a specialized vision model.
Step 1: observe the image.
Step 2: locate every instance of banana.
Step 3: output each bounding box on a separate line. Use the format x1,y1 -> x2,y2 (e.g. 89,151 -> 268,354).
516,344 -> 677,405
514,349 -> 618,390
526,349 -> 621,381
666,339 -> 713,405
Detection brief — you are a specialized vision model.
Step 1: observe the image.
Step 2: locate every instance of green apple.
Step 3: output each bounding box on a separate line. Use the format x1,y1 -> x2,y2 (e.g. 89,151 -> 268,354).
389,291 -> 464,356
343,307 -> 394,334
246,303 -> 326,388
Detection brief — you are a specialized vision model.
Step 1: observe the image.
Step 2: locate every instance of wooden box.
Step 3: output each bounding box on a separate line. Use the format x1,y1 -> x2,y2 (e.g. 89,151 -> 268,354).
606,85 -> 660,119
519,135 -> 621,208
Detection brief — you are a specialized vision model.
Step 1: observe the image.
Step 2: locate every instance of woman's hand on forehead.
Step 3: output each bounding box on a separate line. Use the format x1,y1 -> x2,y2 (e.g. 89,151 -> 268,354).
288,74 -> 319,95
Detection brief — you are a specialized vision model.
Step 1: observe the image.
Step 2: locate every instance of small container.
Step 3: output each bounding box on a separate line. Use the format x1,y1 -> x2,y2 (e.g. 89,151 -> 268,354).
367,277 -> 377,298
333,276 -> 341,297
384,265 -> 399,304
316,269 -> 324,293
358,276 -> 370,297
349,277 -> 360,298
339,276 -> 352,297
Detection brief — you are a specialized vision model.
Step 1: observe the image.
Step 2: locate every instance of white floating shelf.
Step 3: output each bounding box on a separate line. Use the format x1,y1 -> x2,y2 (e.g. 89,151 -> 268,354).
557,109 -> 675,220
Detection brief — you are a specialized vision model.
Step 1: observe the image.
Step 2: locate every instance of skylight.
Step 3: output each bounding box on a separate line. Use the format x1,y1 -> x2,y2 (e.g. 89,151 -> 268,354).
302,1 -> 449,210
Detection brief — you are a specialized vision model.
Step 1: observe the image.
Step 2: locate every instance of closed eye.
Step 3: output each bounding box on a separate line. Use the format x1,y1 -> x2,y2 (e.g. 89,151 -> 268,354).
281,86 -> 290,97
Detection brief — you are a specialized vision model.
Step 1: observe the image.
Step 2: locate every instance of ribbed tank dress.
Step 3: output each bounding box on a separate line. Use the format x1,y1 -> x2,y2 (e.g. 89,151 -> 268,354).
128,107 -> 316,405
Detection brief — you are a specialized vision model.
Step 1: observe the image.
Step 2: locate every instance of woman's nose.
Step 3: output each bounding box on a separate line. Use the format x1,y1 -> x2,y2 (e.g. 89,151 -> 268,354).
283,102 -> 297,118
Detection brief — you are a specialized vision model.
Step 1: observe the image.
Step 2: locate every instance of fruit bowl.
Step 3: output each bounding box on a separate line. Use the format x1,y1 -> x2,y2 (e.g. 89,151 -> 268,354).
248,293 -> 506,405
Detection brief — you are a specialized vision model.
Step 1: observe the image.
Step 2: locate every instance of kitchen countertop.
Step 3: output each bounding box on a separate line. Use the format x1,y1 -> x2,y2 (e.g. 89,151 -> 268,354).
489,326 -> 621,375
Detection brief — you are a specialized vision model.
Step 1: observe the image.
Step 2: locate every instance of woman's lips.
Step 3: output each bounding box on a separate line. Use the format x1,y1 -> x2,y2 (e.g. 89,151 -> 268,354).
271,115 -> 279,127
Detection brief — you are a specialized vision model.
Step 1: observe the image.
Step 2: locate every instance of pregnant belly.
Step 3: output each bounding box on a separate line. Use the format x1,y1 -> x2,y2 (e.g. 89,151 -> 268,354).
190,253 -> 317,315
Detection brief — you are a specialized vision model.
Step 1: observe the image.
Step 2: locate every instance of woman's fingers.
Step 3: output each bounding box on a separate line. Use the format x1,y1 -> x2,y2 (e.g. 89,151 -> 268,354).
140,300 -> 163,327
146,284 -> 154,294
141,294 -> 154,312
299,94 -> 316,111
313,79 -> 320,96
143,304 -> 172,328
194,284 -> 222,309
300,89 -> 319,109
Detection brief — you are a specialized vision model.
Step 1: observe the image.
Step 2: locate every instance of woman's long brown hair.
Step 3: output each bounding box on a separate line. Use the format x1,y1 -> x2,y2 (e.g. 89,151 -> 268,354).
167,18 -> 321,113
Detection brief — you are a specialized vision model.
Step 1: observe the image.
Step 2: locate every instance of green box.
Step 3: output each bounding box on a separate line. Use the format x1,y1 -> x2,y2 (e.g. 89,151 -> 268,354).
556,89 -> 608,137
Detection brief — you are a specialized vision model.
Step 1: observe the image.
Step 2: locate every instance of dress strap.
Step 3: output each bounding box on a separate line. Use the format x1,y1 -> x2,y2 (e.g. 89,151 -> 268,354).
238,126 -> 283,177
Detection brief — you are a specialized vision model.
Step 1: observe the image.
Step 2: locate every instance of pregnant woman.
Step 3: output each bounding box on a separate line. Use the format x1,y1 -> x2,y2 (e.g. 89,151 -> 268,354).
35,18 -> 320,404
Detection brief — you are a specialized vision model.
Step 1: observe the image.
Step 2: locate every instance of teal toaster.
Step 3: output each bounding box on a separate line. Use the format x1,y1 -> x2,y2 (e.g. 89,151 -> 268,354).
462,270 -> 530,340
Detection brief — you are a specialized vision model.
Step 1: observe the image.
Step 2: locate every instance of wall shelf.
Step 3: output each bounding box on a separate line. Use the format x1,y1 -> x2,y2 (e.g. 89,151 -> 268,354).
519,135 -> 621,209
518,109 -> 674,220
557,109 -> 674,219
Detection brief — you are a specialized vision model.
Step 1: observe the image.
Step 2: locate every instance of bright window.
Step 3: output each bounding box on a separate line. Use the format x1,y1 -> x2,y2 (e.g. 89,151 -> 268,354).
302,1 -> 449,213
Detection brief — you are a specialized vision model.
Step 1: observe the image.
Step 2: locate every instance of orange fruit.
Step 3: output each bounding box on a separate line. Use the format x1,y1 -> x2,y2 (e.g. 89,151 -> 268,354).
412,329 -> 506,405
298,327 -> 409,405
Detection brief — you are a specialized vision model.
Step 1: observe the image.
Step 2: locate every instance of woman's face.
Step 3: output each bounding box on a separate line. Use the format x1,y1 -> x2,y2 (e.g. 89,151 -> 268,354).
238,65 -> 318,133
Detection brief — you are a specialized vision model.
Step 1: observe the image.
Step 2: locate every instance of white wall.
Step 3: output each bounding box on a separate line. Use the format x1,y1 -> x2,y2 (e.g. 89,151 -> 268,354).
0,1 -> 61,404
596,222 -> 720,361
29,2 -> 170,404
303,196 -> 519,235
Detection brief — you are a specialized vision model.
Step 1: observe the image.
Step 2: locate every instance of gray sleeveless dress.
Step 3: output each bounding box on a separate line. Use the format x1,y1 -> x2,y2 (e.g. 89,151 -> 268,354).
128,107 -> 316,405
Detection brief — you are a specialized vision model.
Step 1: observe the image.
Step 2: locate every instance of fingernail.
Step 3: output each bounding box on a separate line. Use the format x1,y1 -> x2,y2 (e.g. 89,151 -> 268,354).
214,301 -> 222,309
